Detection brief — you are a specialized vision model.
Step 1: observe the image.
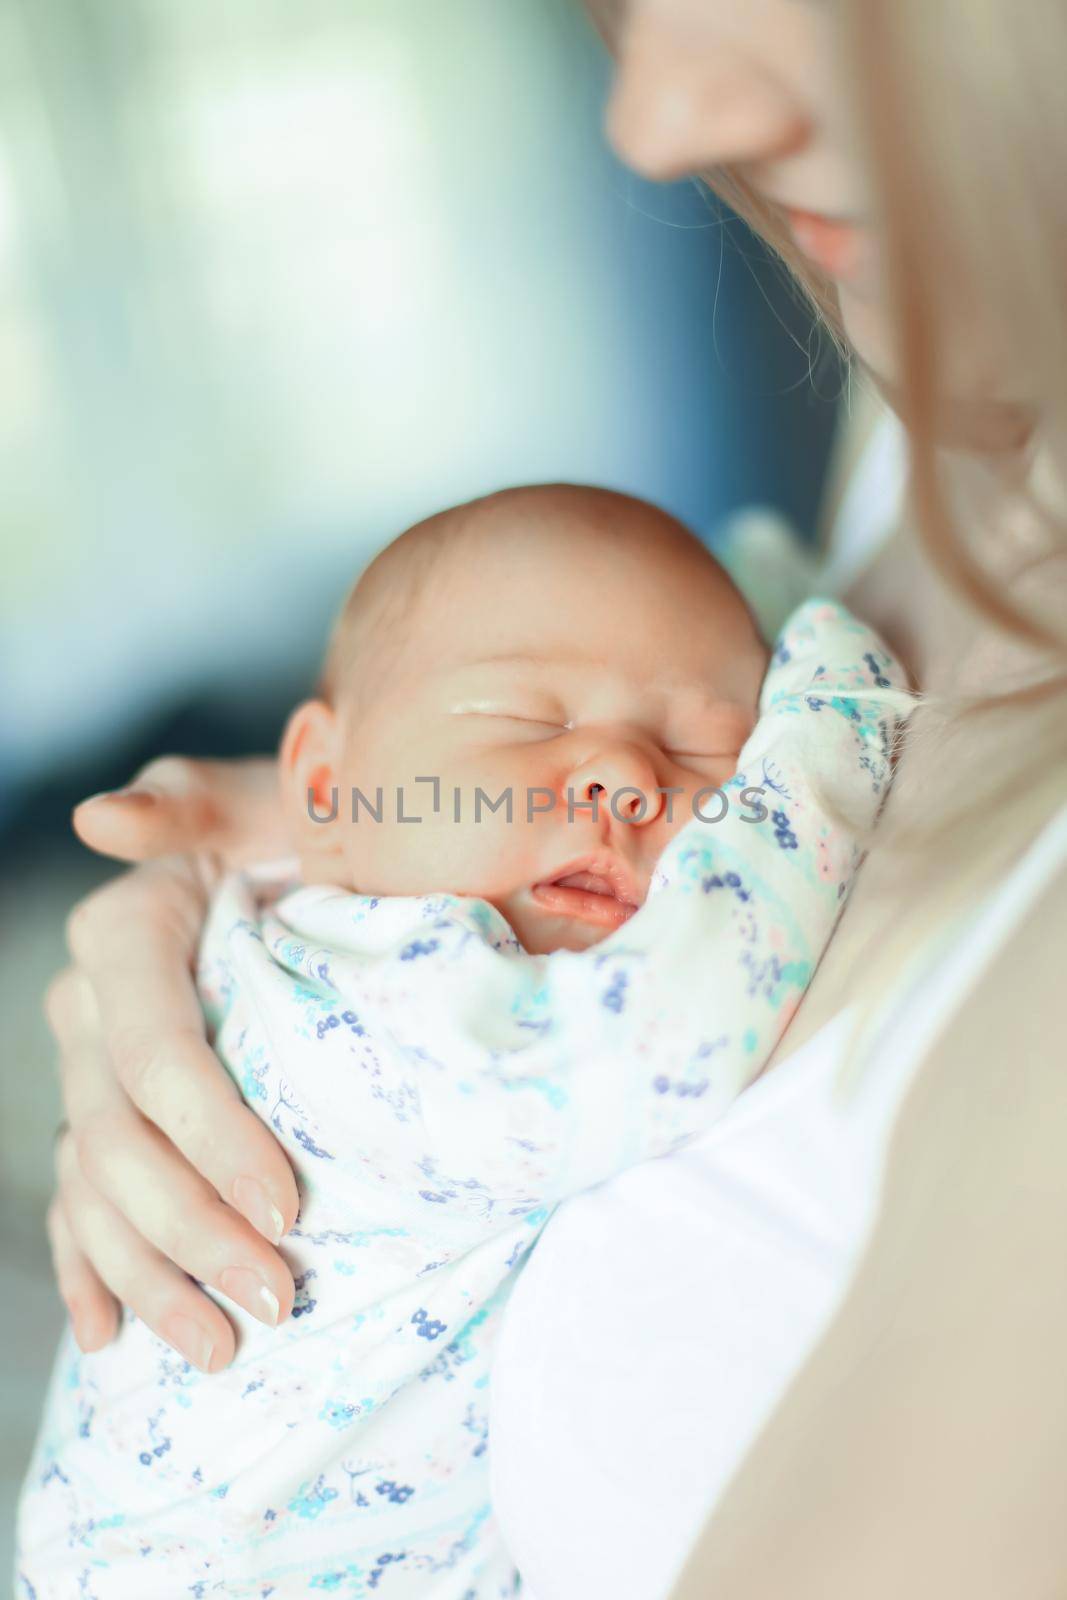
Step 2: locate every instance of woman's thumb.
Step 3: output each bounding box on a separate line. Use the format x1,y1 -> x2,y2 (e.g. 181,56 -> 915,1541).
73,756 -> 283,865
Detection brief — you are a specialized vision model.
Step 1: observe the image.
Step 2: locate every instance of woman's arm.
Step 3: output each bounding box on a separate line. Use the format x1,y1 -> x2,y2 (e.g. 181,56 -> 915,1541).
669,861 -> 1067,1599
47,757 -> 300,1371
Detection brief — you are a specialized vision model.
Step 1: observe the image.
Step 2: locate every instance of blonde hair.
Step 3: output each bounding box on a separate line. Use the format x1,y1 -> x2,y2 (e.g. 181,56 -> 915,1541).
704,0 -> 1067,983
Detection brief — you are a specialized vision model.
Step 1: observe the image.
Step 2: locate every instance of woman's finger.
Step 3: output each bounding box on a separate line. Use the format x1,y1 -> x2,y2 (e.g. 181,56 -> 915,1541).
54,997 -> 294,1354
64,860 -> 300,1243
71,1100 -> 295,1330
44,963 -> 101,1054
72,755 -> 288,868
45,1184 -> 120,1353
56,1135 -> 236,1374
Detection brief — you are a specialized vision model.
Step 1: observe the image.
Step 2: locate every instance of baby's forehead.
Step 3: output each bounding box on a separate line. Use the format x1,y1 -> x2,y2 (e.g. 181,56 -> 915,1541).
433,544 -> 760,693
427,492 -> 725,599
332,488 -> 763,710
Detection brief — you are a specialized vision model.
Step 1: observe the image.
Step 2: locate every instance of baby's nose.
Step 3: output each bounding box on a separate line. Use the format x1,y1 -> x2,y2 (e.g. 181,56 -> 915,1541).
567,738 -> 664,826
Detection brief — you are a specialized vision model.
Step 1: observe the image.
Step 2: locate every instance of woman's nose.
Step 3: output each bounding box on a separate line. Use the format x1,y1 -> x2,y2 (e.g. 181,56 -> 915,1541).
568,738 -> 664,826
605,3 -> 811,182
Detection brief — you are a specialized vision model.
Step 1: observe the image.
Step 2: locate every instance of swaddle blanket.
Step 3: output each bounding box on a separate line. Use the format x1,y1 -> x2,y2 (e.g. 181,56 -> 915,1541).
19,598 -> 909,1600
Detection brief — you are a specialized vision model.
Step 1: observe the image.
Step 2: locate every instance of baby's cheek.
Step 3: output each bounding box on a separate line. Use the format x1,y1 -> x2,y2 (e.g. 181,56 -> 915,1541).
664,768 -> 737,830
435,813 -> 523,895
428,748 -> 563,894
338,808 -> 455,896
348,802 -> 534,899
341,815 -> 410,894
452,805 -> 548,898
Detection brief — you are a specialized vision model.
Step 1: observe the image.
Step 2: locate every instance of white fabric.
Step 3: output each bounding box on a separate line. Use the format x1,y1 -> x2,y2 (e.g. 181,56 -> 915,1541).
18,602 -> 907,1599
821,409 -> 908,595
489,802 -> 1067,1600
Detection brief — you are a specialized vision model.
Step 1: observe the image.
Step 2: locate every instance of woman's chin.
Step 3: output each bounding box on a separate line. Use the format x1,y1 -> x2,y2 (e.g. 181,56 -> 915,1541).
840,291 -> 1035,459
838,288 -> 896,382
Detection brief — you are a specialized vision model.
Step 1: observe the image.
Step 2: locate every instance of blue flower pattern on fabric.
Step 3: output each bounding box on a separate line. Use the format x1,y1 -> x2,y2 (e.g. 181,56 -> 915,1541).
18,597 -> 910,1599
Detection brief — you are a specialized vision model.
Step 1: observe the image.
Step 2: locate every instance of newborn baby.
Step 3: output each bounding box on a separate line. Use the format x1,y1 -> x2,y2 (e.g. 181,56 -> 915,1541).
282,484 -> 770,954
19,485 -> 909,1599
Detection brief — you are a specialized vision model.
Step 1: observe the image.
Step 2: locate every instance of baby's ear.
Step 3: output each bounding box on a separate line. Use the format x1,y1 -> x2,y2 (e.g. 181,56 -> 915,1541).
279,699 -> 346,878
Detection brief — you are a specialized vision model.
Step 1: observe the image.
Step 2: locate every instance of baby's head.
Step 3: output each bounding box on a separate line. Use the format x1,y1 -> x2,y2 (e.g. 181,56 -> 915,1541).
281,484 -> 768,953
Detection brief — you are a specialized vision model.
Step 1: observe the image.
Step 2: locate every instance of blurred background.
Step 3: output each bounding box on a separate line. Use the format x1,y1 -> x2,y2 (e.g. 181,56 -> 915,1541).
0,0 -> 842,1569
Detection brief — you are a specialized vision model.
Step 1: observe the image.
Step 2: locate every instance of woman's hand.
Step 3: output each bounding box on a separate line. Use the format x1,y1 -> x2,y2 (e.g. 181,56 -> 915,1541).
45,757 -> 301,1372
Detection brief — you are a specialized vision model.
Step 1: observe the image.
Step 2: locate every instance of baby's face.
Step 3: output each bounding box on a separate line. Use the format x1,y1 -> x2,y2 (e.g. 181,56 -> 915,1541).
285,488 -> 768,954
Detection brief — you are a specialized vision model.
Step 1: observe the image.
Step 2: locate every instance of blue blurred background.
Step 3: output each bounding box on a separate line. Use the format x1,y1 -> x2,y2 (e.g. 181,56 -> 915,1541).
1,0 -> 840,844
0,0 -> 840,1560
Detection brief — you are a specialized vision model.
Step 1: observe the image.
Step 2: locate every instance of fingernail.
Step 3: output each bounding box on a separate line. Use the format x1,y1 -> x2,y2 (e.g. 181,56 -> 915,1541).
219,1267 -> 280,1327
233,1176 -> 286,1244
161,1314 -> 216,1373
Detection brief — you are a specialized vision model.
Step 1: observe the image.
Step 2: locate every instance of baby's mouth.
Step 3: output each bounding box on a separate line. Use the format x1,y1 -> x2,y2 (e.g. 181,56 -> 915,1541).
530,857 -> 644,930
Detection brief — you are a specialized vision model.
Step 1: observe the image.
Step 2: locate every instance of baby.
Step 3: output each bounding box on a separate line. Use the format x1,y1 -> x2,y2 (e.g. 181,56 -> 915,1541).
19,485 -> 909,1599
280,484 -> 771,956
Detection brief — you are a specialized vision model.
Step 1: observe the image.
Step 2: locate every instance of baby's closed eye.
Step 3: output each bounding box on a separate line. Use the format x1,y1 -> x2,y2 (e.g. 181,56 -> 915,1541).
663,705 -> 754,764
454,707 -> 573,738
664,745 -> 739,762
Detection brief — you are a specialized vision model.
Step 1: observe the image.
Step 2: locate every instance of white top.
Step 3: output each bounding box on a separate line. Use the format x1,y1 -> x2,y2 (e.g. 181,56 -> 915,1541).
489,799 -> 1067,1600
490,400 -> 1061,1596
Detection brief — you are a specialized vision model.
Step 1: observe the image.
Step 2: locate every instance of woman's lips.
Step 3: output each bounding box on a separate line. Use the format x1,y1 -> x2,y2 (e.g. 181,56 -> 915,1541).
530,866 -> 642,929
781,206 -> 872,287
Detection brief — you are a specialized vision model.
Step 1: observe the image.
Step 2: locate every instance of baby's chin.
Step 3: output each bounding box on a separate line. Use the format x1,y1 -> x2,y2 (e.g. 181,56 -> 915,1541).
513,913 -> 619,956
494,891 -> 637,956
524,921 -> 617,953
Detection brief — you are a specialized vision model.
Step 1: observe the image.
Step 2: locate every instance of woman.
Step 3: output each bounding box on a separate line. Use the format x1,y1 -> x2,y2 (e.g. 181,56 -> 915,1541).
43,0 -> 1067,1595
